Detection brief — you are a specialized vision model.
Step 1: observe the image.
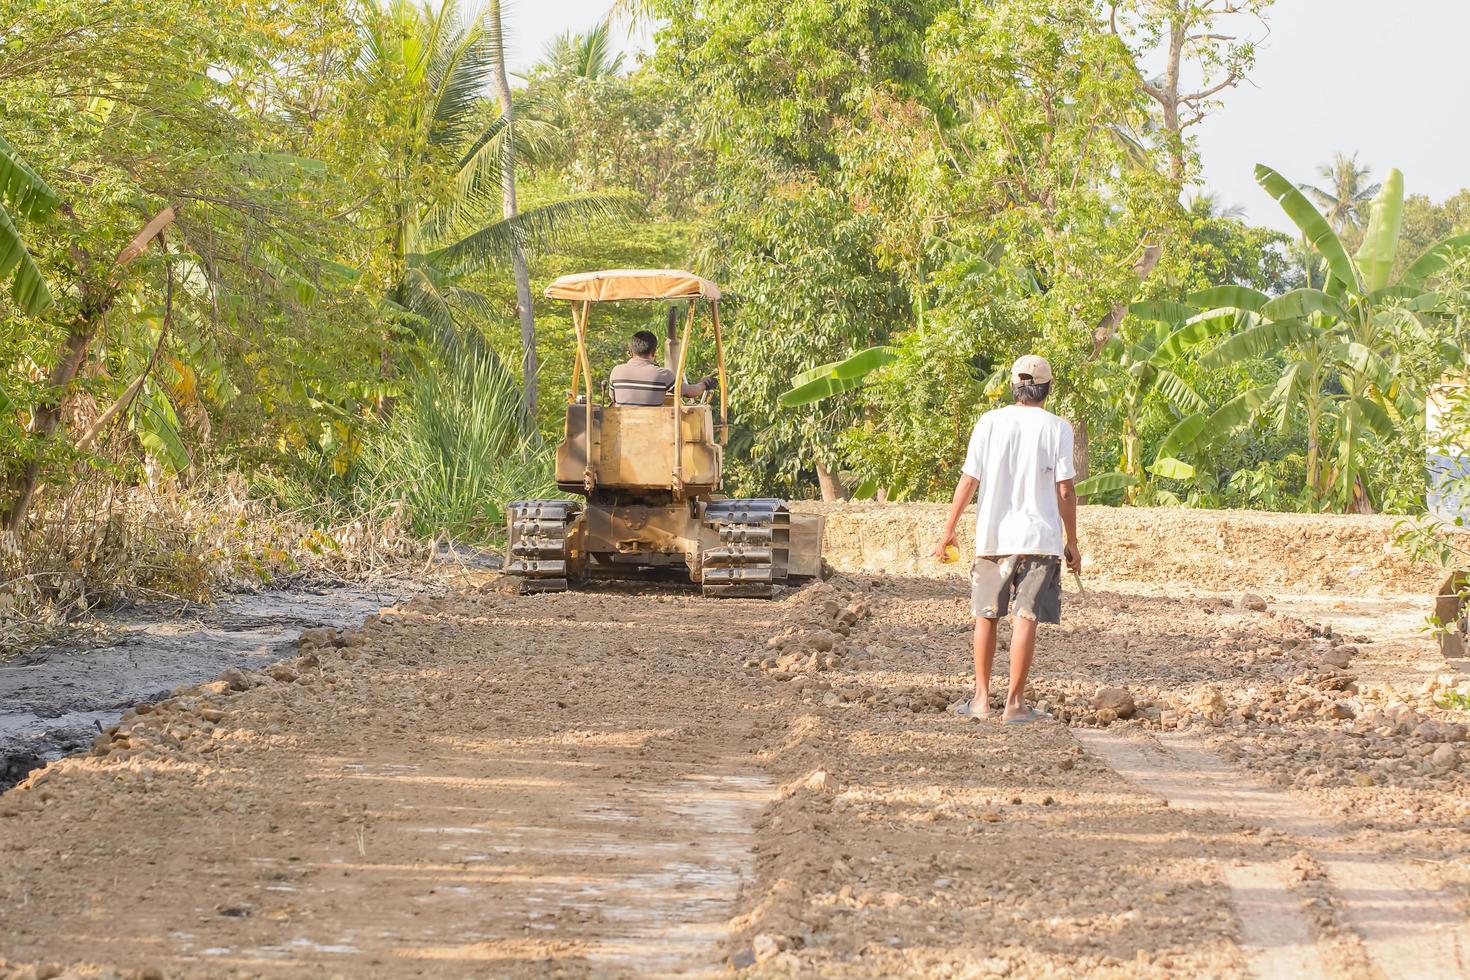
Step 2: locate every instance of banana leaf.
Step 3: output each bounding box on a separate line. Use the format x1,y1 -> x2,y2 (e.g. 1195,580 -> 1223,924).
1147,457 -> 1196,480
1256,164 -> 1359,293
1185,285 -> 1268,312
1154,367 -> 1206,413
1200,318 -> 1312,370
1157,412 -> 1208,458
1147,315 -> 1232,367
1271,360 -> 1307,433
0,133 -> 59,219
134,388 -> 193,473
1128,299 -> 1195,324
1354,168 -> 1404,293
1261,288 -> 1347,322
1207,384 -> 1274,432
1361,284 -> 1424,306
779,346 -> 897,408
0,204 -> 51,314
1075,471 -> 1139,495
1402,233 -> 1470,286
1350,395 -> 1395,437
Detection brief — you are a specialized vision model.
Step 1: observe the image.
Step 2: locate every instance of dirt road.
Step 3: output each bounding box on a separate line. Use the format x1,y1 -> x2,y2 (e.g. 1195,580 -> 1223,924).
2,535 -> 1469,977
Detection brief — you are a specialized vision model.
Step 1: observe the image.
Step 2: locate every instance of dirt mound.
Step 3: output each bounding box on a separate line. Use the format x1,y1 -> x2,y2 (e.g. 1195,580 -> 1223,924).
798,502 -> 1442,595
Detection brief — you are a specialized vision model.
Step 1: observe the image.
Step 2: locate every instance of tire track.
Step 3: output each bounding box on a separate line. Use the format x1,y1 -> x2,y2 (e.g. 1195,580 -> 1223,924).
1077,728 -> 1470,980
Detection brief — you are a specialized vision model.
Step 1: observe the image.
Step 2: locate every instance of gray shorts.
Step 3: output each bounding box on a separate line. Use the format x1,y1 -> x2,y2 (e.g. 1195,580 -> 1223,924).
971,555 -> 1062,623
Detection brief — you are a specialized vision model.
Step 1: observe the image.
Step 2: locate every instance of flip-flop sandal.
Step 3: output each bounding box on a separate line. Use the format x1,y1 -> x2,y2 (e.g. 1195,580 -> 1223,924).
1003,707 -> 1053,725
948,698 -> 993,720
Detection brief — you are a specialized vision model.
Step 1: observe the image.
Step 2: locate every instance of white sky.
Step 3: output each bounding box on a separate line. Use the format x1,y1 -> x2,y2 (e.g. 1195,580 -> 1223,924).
505,0 -> 1470,232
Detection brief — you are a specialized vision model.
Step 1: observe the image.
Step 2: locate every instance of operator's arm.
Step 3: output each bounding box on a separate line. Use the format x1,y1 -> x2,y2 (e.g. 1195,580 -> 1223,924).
679,375 -> 717,398
931,474 -> 978,560
1057,478 -> 1080,573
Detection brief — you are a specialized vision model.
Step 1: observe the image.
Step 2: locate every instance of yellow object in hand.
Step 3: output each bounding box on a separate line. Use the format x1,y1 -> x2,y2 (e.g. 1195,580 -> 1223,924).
941,544 -> 961,564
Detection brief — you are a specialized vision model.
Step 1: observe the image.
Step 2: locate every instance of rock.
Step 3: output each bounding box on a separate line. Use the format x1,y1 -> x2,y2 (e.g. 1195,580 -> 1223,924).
298,627 -> 337,647
1432,744 -> 1460,771
731,947 -> 757,969
803,769 -> 838,794
221,668 -> 252,691
1237,593 -> 1268,612
267,664 -> 298,683
1321,648 -> 1353,669
1325,701 -> 1355,721
1189,686 -> 1229,717
1093,686 -> 1136,719
751,934 -> 788,963
200,708 -> 225,723
199,681 -> 231,697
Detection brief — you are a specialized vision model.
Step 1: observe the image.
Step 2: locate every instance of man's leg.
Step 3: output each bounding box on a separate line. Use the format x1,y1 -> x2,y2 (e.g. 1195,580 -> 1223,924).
1002,614 -> 1038,720
972,616 -> 998,712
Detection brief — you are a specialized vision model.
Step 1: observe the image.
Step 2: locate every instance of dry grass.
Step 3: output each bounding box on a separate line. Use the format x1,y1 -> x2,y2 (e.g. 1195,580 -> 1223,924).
0,472 -> 428,656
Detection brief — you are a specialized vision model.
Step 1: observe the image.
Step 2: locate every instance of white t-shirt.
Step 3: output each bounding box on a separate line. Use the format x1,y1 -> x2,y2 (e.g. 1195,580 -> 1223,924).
961,404 -> 1076,557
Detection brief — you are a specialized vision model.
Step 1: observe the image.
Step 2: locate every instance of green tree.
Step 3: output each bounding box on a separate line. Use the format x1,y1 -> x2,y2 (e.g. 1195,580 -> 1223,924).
355,0 -> 617,412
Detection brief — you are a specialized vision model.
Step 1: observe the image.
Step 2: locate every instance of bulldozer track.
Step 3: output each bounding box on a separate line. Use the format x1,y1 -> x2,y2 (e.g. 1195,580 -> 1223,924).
505,500 -> 581,593
700,498 -> 790,599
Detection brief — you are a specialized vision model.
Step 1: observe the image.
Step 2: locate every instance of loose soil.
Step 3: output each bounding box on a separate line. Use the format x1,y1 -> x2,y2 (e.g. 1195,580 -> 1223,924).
0,581 -> 433,791
1,505 -> 1467,979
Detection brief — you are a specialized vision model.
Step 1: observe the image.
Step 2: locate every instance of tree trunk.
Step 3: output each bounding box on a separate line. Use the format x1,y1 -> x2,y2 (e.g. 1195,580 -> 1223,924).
4,317 -> 99,530
3,206 -> 177,532
487,0 -> 537,417
1072,417 -> 1090,490
815,462 -> 848,502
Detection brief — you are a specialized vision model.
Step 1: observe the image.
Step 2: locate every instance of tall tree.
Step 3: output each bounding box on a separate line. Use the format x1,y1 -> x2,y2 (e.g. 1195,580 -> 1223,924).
1299,151 -> 1380,233
540,21 -> 626,80
1110,0 -> 1272,191
486,0 -> 539,415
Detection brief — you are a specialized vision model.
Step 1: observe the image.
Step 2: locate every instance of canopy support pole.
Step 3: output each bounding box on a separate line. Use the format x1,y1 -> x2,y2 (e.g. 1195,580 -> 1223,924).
672,299 -> 697,496
711,301 -> 728,448
574,300 -> 596,491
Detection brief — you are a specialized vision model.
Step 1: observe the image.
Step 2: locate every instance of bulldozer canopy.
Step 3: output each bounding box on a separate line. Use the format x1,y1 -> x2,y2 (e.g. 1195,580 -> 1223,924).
544,269 -> 721,303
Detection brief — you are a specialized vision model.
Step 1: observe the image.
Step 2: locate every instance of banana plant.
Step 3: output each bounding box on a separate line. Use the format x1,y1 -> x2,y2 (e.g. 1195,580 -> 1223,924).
1159,164 -> 1466,511
1075,301 -> 1242,500
0,132 -> 58,315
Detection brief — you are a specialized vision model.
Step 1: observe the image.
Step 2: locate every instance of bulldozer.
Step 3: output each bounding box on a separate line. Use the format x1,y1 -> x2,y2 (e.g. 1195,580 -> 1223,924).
504,269 -> 824,598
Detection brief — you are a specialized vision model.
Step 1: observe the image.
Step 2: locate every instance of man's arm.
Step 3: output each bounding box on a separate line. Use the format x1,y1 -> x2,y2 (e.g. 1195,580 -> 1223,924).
1057,478 -> 1080,573
678,375 -> 715,398
931,473 -> 978,559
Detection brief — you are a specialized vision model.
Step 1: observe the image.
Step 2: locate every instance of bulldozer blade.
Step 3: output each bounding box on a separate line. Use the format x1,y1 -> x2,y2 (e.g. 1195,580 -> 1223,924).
701,582 -> 775,599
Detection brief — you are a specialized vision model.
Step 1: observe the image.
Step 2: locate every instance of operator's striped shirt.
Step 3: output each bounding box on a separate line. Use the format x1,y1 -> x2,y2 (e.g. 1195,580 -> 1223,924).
609,356 -> 675,406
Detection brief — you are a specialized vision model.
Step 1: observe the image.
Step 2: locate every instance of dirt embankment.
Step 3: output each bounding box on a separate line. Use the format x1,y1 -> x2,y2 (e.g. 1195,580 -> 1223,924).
800,502 -> 1443,595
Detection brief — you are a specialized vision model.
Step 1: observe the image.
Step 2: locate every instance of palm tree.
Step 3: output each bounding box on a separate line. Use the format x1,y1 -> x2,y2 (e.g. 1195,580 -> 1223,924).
1299,152 -> 1380,233
358,0 -> 614,413
539,21 -> 626,80
1186,192 -> 1246,220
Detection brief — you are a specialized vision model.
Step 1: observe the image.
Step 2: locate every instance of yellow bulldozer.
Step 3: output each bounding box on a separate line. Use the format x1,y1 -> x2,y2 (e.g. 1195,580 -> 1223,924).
504,269 -> 824,598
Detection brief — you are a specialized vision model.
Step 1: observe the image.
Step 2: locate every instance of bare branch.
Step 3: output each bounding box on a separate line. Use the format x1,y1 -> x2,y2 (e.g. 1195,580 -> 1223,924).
1177,71 -> 1242,104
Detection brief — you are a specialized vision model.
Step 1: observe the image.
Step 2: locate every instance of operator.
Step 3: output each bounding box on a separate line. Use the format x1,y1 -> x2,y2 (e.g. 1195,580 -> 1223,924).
609,329 -> 716,406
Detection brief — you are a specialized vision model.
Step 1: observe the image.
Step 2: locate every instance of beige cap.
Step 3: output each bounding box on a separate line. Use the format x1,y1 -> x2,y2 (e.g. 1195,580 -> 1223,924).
1010,354 -> 1053,385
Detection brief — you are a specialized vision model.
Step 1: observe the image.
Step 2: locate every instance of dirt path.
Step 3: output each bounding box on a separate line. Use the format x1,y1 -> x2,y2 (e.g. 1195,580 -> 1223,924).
2,559 -> 1468,978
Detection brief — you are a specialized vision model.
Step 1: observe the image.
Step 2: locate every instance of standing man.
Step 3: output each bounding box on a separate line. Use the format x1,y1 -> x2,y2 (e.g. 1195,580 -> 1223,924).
932,355 -> 1081,724
609,330 -> 716,406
